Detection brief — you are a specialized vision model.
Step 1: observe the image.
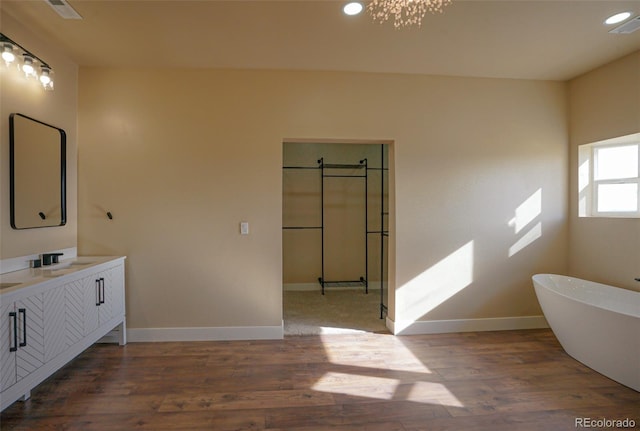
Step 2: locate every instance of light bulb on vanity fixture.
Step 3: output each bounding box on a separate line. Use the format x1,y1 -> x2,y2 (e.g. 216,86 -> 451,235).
21,54 -> 37,78
39,66 -> 54,90
2,42 -> 15,66
0,32 -> 55,91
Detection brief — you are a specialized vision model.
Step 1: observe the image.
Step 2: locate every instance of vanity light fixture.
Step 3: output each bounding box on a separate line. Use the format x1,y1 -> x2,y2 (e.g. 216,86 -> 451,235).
0,33 -> 54,91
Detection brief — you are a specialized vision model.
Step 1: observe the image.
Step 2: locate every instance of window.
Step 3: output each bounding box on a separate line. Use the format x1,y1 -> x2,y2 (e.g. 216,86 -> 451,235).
579,133 -> 640,218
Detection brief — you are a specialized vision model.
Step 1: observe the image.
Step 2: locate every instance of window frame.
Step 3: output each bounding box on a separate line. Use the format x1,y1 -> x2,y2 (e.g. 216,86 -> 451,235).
590,141 -> 640,218
578,133 -> 640,219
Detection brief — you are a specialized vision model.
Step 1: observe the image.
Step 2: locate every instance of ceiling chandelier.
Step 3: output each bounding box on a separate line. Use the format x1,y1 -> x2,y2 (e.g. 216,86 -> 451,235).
368,0 -> 452,28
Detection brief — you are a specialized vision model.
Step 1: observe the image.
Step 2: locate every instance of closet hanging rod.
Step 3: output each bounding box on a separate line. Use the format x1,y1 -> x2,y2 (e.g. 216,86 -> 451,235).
320,281 -> 367,287
320,163 -> 366,169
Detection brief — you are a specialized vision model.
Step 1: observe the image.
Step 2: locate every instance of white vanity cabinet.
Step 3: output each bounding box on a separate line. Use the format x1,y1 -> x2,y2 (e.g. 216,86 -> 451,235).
82,264 -> 125,337
0,256 -> 126,411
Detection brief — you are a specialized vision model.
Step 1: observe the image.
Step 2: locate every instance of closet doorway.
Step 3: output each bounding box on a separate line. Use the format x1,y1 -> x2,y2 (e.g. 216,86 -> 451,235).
282,141 -> 390,335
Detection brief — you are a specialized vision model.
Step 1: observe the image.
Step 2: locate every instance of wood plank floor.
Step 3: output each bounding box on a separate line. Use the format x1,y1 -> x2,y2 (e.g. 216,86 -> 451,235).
1,329 -> 638,430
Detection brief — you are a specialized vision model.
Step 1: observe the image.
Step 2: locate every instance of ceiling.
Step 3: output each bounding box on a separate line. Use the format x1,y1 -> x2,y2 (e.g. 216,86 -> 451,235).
2,0 -> 640,81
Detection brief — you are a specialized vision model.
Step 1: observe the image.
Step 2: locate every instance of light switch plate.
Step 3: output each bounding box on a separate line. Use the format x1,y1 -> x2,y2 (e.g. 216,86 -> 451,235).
240,221 -> 249,235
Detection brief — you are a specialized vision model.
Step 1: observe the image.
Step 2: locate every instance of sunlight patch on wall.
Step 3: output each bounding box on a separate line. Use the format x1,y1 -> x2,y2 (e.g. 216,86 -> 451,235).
508,189 -> 541,234
508,189 -> 542,257
396,241 -> 474,332
508,222 -> 542,257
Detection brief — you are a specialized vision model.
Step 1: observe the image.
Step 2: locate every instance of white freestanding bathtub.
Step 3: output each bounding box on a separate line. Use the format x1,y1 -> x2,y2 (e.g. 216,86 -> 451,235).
532,274 -> 639,392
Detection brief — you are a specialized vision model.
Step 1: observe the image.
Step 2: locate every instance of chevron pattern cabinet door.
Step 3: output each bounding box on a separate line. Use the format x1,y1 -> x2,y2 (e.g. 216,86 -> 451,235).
44,285 -> 68,362
99,270 -> 114,323
0,303 -> 17,392
16,294 -> 45,382
65,278 -> 85,346
109,265 -> 125,318
83,276 -> 100,336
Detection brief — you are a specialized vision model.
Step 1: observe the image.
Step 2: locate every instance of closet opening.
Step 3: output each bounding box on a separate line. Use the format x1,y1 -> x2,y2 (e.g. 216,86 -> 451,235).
282,141 -> 391,335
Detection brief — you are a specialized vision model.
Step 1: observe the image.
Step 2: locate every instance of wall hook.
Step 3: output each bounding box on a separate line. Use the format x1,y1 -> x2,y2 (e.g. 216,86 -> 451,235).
107,211 -> 113,220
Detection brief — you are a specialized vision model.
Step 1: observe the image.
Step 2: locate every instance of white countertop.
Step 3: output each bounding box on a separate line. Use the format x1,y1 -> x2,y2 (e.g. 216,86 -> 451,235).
0,256 -> 125,295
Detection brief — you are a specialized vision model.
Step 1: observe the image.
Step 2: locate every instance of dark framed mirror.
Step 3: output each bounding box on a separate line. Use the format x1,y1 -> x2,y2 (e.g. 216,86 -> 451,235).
9,113 -> 66,229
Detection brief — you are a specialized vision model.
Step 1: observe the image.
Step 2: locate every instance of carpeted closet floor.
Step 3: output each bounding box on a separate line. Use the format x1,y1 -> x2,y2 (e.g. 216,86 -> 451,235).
283,289 -> 389,335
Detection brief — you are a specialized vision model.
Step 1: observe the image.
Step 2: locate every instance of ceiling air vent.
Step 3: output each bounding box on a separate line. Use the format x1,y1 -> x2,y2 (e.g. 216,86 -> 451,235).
45,0 -> 82,20
609,15 -> 640,34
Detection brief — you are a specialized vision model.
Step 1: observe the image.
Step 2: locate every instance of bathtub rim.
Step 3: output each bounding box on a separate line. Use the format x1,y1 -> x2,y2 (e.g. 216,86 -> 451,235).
532,273 -> 639,319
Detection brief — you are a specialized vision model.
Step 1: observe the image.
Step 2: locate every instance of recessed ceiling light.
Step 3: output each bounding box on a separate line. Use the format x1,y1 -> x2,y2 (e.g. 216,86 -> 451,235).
604,12 -> 632,25
343,2 -> 363,16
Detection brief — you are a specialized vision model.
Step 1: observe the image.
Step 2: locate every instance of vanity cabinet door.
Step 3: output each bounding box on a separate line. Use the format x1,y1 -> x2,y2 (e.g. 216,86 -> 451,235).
0,302 -> 17,392
99,264 -> 125,323
15,294 -> 46,382
83,275 -> 101,336
0,294 -> 46,391
43,284 -> 68,362
108,264 -> 125,319
64,278 -> 86,346
97,270 -> 114,323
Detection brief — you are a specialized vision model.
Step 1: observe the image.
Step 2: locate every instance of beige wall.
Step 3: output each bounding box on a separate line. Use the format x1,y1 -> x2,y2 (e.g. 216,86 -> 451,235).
78,68 -> 568,330
0,12 -> 78,259
568,51 -> 640,291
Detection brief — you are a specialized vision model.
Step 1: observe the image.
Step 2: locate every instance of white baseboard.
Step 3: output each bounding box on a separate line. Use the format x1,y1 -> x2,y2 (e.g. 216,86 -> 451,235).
387,315 -> 549,336
127,323 -> 284,342
284,282 -> 385,291
124,317 -> 547,341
